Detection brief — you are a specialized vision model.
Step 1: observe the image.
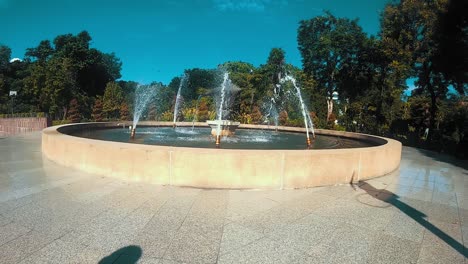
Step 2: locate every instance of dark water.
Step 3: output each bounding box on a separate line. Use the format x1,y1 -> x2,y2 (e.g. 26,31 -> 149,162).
69,127 -> 381,150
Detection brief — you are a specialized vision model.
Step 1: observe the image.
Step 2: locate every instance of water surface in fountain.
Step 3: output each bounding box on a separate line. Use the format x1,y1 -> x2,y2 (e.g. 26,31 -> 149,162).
70,126 -> 380,150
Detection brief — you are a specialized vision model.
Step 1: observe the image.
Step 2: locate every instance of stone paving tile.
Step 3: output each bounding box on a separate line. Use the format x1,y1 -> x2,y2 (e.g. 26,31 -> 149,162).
413,178 -> 435,191
17,235 -> 88,264
417,220 -> 465,264
219,222 -> 264,255
164,190 -> 228,264
312,197 -> 395,232
315,184 -> 367,199
218,237 -> 310,264
385,184 -> 434,202
0,221 -> 31,246
71,247 -> 119,264
266,213 -> 339,253
0,213 -> 12,226
225,191 -> 279,222
0,230 -> 59,263
135,258 -> 186,264
235,204 -> 312,235
367,234 -> 421,264
305,224 -> 376,263
283,192 -> 338,213
261,188 -> 315,203
423,202 -> 461,224
134,192 -> 198,258
382,212 -> 426,243
1,133 -> 467,263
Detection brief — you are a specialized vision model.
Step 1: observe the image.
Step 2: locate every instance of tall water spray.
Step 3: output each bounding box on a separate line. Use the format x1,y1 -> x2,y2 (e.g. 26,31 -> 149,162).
216,72 -> 230,137
173,74 -> 188,126
265,83 -> 282,129
281,75 -> 315,143
133,84 -> 159,129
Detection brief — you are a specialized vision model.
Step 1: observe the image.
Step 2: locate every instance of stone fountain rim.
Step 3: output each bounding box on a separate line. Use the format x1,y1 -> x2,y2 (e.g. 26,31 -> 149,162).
41,121 -> 402,189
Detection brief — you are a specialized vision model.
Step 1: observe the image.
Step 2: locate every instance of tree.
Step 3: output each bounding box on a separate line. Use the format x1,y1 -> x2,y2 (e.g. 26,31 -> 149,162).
0,45 -> 12,109
432,0 -> 467,95
67,98 -> 81,123
266,48 -> 286,84
382,0 -> 451,140
6,31 -> 122,118
120,102 -> 131,121
44,57 -> 78,119
92,98 -> 104,121
0,45 -> 11,70
147,103 -> 157,121
298,12 -> 366,121
102,82 -> 124,119
25,40 -> 54,63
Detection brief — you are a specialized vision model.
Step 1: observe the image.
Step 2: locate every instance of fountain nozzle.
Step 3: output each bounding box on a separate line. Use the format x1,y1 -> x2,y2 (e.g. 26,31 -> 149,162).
306,137 -> 312,148
215,135 -> 221,148
172,123 -> 176,128
130,127 -> 136,139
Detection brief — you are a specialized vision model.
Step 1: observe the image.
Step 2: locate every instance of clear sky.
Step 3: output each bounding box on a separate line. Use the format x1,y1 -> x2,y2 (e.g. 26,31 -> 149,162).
1,0 -> 389,84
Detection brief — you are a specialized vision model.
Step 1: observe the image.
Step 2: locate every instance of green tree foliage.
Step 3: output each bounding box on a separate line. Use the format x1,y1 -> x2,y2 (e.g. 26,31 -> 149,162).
67,98 -> 81,123
0,45 -> 12,111
147,103 -> 157,121
0,45 -> 11,70
381,0 -> 452,140
102,82 -> 124,119
120,102 -> 131,121
0,18 -> 465,157
432,0 -> 467,95
92,98 -> 104,121
14,31 -> 122,119
298,12 -> 366,121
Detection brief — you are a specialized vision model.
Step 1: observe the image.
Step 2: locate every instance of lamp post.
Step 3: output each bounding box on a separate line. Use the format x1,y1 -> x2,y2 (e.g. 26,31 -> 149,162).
9,91 -> 17,115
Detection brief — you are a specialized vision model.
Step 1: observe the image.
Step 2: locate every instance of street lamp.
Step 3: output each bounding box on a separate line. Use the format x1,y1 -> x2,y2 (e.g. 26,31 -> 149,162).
9,91 -> 17,115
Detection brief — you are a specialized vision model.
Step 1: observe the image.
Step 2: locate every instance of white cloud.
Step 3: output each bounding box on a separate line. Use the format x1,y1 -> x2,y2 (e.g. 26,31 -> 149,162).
213,0 -> 275,12
10,58 -> 22,63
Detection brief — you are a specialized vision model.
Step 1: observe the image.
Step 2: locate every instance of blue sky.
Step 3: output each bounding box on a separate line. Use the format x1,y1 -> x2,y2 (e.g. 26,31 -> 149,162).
1,0 -> 389,84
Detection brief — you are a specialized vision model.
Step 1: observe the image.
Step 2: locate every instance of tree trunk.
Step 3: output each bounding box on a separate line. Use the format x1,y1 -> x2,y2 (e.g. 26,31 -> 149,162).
428,88 -> 437,142
62,106 -> 68,121
327,98 -> 333,122
327,71 -> 336,122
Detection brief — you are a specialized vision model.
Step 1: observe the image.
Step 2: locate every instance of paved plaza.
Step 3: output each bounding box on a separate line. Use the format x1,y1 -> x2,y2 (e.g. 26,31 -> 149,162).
0,132 -> 467,263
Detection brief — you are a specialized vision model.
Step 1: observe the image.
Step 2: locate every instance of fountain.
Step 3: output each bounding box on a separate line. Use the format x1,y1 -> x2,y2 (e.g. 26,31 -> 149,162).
264,83 -> 282,131
131,84 -> 159,138
42,71 -> 401,190
280,74 -> 315,147
173,74 -> 188,128
206,71 -> 240,147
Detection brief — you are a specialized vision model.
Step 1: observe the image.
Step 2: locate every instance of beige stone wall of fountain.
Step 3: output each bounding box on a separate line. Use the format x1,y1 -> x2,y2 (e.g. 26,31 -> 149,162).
42,122 -> 402,189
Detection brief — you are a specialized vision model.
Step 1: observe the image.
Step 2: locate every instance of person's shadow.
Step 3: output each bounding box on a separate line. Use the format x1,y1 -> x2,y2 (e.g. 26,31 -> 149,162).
359,182 -> 467,257
98,245 -> 142,264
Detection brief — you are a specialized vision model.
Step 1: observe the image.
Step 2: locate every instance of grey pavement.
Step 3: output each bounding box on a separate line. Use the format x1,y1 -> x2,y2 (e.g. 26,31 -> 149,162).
0,132 -> 467,263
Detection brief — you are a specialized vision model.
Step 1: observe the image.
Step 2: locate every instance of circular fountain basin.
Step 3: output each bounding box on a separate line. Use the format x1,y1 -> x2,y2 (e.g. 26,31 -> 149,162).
42,122 -> 402,189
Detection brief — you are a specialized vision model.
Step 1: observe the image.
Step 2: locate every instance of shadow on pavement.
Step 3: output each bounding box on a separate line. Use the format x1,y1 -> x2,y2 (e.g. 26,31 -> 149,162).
98,245 -> 142,264
359,182 -> 467,257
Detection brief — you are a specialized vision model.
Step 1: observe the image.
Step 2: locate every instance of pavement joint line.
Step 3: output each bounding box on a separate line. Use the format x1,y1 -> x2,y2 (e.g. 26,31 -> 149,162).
160,189 -> 199,260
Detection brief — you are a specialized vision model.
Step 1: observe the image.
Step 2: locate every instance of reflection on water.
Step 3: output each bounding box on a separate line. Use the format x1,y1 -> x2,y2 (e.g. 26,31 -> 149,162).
71,127 -> 379,150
